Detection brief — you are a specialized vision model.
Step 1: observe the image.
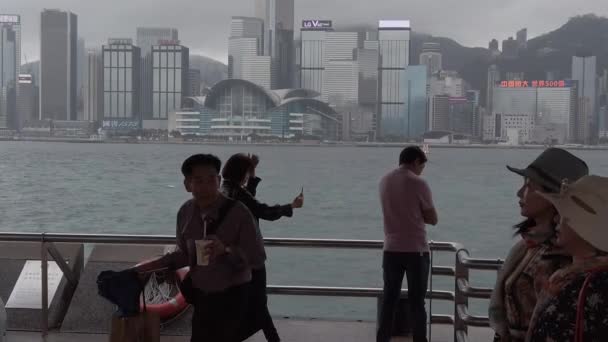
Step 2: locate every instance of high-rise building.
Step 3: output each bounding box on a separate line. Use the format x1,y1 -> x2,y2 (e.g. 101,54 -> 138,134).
466,90 -> 482,138
572,55 -> 598,144
230,17 -> 264,52
228,17 -> 271,88
378,20 -> 411,138
323,60 -> 359,105
17,74 -> 37,129
486,64 -> 500,113
240,56 -> 272,89
419,42 -> 442,77
501,37 -> 518,59
489,80 -> 577,144
255,0 -> 295,88
356,48 -> 379,108
430,70 -> 465,97
188,69 -> 201,97
0,14 -> 20,129
516,28 -> 527,49
300,23 -> 332,93
83,49 -> 102,122
102,39 -> 141,123
489,39 -> 499,51
40,9 -> 77,121
431,95 -> 450,131
136,27 -> 178,119
76,37 -> 85,118
403,65 -> 427,138
149,43 -> 188,129
449,97 -> 474,135
299,23 -> 364,103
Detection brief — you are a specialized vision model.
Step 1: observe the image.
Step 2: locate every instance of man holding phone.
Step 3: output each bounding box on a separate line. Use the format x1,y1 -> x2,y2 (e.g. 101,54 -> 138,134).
377,146 -> 438,342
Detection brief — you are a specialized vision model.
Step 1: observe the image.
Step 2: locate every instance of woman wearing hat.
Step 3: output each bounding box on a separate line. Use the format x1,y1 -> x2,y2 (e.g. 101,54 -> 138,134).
489,148 -> 589,341
527,175 -> 608,341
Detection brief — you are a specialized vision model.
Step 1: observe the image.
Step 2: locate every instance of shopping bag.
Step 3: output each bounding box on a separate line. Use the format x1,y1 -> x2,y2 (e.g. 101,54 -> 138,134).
109,310 -> 160,342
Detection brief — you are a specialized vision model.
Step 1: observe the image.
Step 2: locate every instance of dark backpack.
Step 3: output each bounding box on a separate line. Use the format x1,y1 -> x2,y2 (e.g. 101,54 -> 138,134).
97,269 -> 144,317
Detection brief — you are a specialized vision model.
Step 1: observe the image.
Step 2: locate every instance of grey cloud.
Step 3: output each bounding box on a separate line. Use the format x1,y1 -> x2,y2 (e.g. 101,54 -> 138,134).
5,0 -> 608,64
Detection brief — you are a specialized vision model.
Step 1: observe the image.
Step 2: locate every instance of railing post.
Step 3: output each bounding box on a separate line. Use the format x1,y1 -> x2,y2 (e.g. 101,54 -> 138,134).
454,249 -> 469,342
428,248 -> 434,342
41,238 -> 49,336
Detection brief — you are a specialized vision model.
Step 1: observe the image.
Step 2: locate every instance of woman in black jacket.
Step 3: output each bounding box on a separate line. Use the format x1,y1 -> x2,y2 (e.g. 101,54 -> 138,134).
221,153 -> 303,342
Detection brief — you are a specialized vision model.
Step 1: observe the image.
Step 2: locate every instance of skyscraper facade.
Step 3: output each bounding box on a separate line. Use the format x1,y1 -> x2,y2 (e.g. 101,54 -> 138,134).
76,37 -> 85,119
102,39 -> 141,121
228,17 -> 271,88
136,27 -> 178,119
255,0 -> 294,88
300,26 -> 330,93
419,42 -> 442,77
378,20 -> 410,138
83,49 -> 102,122
0,14 -> 20,129
17,74 -> 37,129
572,55 -> 598,144
150,43 -> 189,125
323,60 -> 359,105
40,9 -> 77,121
188,69 -> 201,97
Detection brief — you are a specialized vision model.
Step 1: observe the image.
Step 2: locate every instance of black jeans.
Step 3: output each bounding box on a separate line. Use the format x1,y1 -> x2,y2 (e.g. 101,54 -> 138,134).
190,283 -> 248,342
377,251 -> 430,342
239,267 -> 280,342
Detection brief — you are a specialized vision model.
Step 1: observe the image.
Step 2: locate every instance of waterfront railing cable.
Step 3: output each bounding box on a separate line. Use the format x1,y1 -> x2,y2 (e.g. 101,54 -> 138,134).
0,232 -> 503,341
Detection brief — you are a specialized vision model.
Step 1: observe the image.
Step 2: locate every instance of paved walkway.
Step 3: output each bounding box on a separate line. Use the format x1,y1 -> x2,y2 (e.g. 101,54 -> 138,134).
5,320 -> 493,341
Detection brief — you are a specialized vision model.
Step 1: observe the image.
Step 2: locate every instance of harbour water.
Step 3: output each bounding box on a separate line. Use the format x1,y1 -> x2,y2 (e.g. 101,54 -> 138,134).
2,141 -> 608,320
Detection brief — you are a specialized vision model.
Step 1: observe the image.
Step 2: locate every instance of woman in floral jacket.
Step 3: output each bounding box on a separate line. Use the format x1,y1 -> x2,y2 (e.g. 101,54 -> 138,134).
489,148 -> 588,341
527,176 -> 608,342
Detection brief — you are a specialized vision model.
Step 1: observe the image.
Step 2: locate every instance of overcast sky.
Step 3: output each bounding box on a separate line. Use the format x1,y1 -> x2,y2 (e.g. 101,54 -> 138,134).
6,0 -> 608,64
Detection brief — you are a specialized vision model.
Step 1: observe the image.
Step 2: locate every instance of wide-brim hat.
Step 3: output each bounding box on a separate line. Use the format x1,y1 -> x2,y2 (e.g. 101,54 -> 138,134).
507,148 -> 589,192
538,175 -> 608,252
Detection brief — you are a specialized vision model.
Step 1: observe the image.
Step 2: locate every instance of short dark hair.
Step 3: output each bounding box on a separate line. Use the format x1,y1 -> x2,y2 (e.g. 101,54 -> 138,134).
399,146 -> 427,165
181,154 -> 222,177
222,153 -> 254,184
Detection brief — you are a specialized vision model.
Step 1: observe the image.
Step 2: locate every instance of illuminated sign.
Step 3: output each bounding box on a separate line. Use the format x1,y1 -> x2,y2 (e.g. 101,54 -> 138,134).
302,20 -> 332,29
498,80 -> 573,88
379,20 -> 411,29
0,15 -> 20,24
108,38 -> 133,45
102,119 -> 140,130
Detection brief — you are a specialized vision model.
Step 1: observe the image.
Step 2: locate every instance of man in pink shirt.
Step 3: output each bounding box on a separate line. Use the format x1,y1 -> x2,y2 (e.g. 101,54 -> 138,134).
377,146 -> 438,342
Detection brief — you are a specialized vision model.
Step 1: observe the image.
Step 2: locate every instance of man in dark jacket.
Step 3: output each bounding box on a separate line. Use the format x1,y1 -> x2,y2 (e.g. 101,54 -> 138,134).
221,153 -> 303,342
133,154 -> 265,342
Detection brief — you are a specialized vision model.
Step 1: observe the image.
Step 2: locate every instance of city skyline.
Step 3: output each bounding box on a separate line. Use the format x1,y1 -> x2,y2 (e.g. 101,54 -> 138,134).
6,1 -> 608,64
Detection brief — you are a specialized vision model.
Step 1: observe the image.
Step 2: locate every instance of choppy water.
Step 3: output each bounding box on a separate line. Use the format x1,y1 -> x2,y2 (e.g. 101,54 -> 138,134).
2,142 -> 608,320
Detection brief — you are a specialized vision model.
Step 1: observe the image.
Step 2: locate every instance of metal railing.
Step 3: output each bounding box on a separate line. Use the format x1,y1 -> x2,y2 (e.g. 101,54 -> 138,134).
0,232 -> 503,341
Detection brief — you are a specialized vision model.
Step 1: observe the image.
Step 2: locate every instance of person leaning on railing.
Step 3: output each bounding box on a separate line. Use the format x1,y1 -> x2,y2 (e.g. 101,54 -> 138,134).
526,176 -> 608,342
489,148 -> 588,342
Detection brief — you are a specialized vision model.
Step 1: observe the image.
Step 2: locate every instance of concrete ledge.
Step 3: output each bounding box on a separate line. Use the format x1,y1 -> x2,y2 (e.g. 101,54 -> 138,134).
0,242 -> 84,331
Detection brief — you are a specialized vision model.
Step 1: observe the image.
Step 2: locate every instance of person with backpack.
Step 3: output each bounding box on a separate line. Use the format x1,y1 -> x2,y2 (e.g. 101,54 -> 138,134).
221,153 -> 303,342
526,175 -> 608,342
132,154 -> 265,342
